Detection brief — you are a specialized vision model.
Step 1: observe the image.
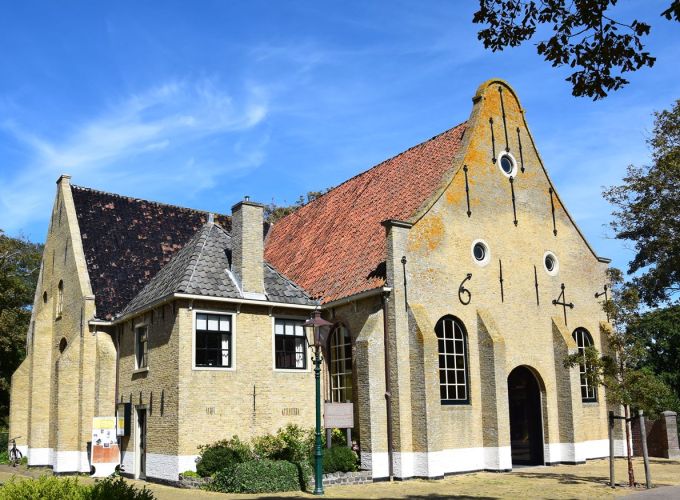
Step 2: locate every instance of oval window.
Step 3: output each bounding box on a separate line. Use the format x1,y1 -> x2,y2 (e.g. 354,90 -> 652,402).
497,152 -> 517,177
471,239 -> 490,267
543,251 -> 559,275
545,254 -> 555,271
473,242 -> 486,261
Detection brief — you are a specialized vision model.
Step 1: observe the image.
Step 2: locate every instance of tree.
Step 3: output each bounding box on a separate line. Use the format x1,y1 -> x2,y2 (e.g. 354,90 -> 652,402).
0,230 -> 42,428
603,99 -> 680,306
473,0 -> 679,99
564,268 -> 678,487
629,304 -> 680,405
264,190 -> 329,224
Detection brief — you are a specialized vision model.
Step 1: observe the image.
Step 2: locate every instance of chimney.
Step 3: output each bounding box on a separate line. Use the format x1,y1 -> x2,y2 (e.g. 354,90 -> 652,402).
231,197 -> 265,297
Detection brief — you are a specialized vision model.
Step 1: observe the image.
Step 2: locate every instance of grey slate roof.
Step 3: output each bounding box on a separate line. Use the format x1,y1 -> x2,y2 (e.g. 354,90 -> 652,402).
120,222 -> 315,316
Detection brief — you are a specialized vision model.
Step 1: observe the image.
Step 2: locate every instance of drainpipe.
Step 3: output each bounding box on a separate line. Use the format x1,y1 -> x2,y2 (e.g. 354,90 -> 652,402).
382,291 -> 394,481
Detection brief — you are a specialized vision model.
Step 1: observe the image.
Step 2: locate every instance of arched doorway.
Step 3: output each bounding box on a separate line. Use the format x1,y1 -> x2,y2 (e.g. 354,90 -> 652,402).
507,366 -> 544,465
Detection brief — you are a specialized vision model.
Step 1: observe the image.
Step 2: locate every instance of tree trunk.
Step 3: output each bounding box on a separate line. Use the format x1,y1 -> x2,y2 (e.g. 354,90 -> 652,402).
624,404 -> 635,487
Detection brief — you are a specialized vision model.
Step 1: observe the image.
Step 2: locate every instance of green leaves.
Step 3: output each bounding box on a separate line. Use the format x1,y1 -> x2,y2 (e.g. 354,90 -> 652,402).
0,230 -> 43,427
603,100 -> 680,306
472,0 -> 672,99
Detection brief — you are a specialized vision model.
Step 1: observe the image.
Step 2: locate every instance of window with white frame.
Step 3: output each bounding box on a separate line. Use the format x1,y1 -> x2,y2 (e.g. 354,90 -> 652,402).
572,327 -> 597,402
135,325 -> 148,369
274,318 -> 306,370
195,313 -> 232,368
436,315 -> 470,404
329,325 -> 353,402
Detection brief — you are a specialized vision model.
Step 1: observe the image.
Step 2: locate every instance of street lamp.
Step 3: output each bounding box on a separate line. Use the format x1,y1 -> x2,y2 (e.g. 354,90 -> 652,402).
304,308 -> 333,496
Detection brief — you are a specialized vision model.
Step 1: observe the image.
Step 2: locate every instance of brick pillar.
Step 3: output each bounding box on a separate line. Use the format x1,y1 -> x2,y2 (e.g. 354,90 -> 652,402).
660,411 -> 680,459
477,309 -> 511,470
381,219 -> 414,478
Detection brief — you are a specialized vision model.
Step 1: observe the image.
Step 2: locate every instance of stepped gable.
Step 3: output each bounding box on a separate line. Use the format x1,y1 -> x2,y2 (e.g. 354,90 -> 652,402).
122,222 -> 314,316
71,185 -> 231,320
265,121 -> 467,303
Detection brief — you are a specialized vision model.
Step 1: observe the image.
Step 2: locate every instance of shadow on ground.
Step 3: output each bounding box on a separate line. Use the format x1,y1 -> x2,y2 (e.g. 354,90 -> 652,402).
513,470 -> 610,486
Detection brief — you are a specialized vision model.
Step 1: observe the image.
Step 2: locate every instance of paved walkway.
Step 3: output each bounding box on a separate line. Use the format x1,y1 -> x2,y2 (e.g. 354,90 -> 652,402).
2,458 -> 680,499
624,485 -> 680,499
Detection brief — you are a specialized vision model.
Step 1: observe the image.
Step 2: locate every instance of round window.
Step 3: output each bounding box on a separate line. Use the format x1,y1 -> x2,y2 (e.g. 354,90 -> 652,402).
471,239 -> 490,267
545,254 -> 555,271
543,251 -> 559,275
497,152 -> 517,177
473,242 -> 486,261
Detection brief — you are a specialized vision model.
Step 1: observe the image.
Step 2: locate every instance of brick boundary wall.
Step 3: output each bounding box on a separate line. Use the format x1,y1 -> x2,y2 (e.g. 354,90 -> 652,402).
632,411 -> 680,459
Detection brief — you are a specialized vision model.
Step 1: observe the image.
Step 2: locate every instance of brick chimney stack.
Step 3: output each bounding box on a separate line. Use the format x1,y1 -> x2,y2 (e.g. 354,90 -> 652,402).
231,197 -> 265,297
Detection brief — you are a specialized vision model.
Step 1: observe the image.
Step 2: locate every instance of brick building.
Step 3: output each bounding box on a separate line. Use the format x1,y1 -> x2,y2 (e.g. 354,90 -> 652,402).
9,79 -> 625,482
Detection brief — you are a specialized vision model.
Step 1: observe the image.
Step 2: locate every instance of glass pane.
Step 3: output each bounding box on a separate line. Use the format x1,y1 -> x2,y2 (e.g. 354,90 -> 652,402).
207,316 -> 219,331
439,370 -> 446,384
196,332 -> 206,348
221,333 -> 229,350
440,386 -> 447,400
196,314 -> 207,330
275,321 -> 284,335
285,322 -> 294,336
438,354 -> 445,369
196,349 -> 206,366
295,324 -> 304,337
221,349 -> 230,367
219,317 -> 230,332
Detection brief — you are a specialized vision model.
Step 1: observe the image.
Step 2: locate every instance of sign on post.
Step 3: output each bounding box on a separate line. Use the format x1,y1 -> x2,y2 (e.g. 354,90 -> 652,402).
324,402 -> 354,429
91,416 -> 120,477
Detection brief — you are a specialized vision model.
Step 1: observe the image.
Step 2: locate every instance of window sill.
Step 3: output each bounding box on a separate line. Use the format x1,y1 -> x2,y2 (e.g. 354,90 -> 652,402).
273,368 -> 311,373
133,367 -> 149,375
192,366 -> 235,372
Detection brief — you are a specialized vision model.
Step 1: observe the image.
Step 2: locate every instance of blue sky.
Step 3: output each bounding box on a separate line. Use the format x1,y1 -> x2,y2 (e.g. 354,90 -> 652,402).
0,1 -> 678,275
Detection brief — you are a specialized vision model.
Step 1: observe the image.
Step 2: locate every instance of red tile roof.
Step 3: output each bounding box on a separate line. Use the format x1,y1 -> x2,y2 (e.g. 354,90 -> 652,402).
265,122 -> 467,303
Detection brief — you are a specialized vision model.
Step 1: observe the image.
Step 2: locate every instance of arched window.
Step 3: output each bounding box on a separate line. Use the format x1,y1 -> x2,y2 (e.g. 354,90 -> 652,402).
56,280 -> 64,318
435,316 -> 470,404
329,324 -> 353,402
572,327 -> 597,402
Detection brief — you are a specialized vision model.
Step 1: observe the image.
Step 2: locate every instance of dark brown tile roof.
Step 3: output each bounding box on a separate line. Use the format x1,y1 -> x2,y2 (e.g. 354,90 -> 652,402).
71,185 -> 231,320
264,122 -> 467,303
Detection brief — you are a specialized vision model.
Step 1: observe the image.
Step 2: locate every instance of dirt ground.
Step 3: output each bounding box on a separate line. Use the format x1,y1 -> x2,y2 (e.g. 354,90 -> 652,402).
1,458 -> 679,499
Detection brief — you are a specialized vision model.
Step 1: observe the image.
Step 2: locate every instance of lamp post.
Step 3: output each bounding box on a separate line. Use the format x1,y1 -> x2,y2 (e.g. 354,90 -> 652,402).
304,309 -> 332,496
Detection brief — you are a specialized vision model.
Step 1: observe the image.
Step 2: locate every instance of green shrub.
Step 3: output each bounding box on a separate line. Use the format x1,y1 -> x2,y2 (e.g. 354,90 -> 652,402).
0,475 -> 155,500
179,470 -> 200,478
252,424 -> 315,464
89,476 -> 154,500
0,476 -> 88,500
0,450 -> 8,465
196,436 -> 252,477
209,459 -> 300,493
323,445 -> 358,473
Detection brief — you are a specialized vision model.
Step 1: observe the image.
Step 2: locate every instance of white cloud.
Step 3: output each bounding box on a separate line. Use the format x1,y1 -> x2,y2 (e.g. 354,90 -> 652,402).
0,79 -> 268,234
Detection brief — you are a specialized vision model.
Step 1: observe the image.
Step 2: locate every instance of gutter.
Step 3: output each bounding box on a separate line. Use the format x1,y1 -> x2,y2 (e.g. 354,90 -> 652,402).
320,287 -> 392,309
92,292 -> 318,326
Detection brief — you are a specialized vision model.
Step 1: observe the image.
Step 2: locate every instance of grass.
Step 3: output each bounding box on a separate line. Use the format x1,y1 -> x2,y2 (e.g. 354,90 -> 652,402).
1,457 -> 679,499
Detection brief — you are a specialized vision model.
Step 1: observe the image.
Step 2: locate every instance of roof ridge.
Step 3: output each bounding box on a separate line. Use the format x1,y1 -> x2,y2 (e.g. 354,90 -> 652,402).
185,223 -> 214,289
273,121 -> 467,223
71,184 -> 230,219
